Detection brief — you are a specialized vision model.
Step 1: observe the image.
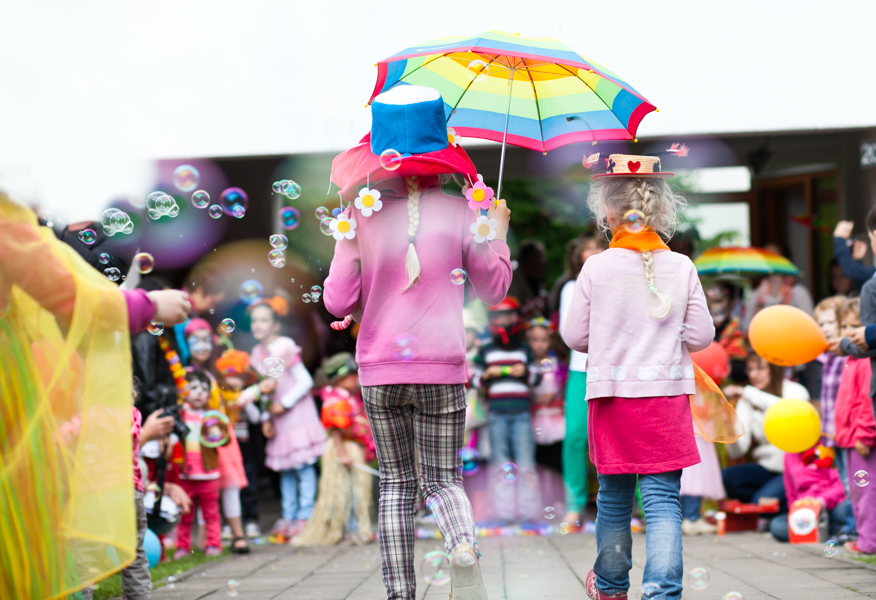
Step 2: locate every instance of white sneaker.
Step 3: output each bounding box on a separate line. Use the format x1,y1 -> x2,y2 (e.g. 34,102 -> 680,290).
245,522 -> 262,538
681,519 -> 700,536
449,543 -> 488,600
221,525 -> 233,541
692,518 -> 717,535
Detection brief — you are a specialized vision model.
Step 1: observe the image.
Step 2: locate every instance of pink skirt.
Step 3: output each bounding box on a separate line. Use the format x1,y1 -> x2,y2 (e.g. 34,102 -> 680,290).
680,431 -> 726,499
265,397 -> 328,472
217,427 -> 248,490
588,395 -> 700,475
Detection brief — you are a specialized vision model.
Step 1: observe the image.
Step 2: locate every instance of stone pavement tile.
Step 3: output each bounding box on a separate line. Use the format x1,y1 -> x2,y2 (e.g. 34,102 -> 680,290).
809,568 -> 876,594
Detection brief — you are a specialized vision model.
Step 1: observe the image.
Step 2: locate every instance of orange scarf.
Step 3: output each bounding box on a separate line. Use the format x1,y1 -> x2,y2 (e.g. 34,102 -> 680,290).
608,228 -> 743,443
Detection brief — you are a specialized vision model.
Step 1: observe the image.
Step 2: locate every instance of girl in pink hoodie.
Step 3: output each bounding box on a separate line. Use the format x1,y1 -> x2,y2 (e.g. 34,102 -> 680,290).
324,85 -> 512,600
562,154 -> 714,600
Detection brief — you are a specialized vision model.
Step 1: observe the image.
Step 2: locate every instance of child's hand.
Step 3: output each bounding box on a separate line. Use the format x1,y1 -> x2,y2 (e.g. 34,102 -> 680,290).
260,378 -> 277,394
855,439 -> 871,458
853,240 -> 869,261
164,482 -> 193,514
262,420 -> 275,439
827,338 -> 842,355
723,385 -> 744,399
482,366 -> 503,380
509,363 -> 526,378
488,199 -> 511,243
268,401 -> 285,416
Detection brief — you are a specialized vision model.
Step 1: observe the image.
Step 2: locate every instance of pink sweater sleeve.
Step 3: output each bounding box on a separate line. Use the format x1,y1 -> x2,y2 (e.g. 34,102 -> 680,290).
682,265 -> 715,353
122,289 -> 156,333
561,261 -> 592,353
461,212 -> 513,306
324,231 -> 362,320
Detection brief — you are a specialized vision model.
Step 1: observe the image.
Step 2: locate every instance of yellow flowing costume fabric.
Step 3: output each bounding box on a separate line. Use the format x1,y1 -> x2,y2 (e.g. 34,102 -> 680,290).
0,194 -> 135,599
609,227 -> 744,444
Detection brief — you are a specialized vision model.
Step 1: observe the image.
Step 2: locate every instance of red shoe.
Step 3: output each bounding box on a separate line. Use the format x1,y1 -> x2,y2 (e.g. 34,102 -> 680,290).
845,541 -> 876,555
585,570 -> 628,600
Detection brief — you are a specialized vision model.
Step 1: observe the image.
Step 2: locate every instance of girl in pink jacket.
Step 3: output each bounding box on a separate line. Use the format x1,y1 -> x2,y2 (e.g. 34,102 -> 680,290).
562,154 -> 714,600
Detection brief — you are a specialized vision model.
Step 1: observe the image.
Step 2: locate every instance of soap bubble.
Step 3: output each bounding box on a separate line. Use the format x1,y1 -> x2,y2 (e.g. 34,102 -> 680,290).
301,293 -> 312,303
499,462 -> 518,483
540,357 -> 557,373
147,320 -> 164,336
146,192 -> 179,220
172,165 -> 200,192
721,594 -> 744,600
269,249 -> 286,268
219,187 -> 248,217
824,539 -> 839,557
261,357 -> 286,378
543,507 -> 556,520
310,285 -> 322,299
209,205 -> 223,219
78,229 -> 97,244
278,207 -> 301,231
319,218 -> 334,236
220,319 -> 235,334
239,280 -> 264,304
558,522 -> 571,535
535,427 -> 542,436
282,180 -> 301,200
623,209 -> 646,234
467,59 -> 491,83
640,583 -> 663,598
379,148 -> 402,171
269,234 -> 288,250
450,268 -> 467,285
232,205 -> 246,218
420,551 -> 451,586
191,190 -> 210,208
676,324 -> 691,341
688,567 -> 709,590
200,410 -> 230,448
226,579 -> 240,597
103,267 -> 121,281
315,206 -> 331,221
134,252 -> 155,274
854,470 -> 870,487
393,334 -> 417,361
99,253 -> 110,265
101,208 -> 135,235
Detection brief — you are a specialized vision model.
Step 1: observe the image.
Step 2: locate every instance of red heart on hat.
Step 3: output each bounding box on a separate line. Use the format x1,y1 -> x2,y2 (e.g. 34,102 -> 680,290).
628,161 -> 641,173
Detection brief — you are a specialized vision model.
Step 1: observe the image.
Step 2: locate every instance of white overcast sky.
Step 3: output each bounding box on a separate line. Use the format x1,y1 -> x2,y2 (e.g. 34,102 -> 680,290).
1,0 -> 874,218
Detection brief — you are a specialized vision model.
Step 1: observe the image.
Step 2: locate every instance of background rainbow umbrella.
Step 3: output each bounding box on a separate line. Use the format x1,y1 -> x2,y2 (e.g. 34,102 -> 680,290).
694,247 -> 801,277
369,29 -> 657,196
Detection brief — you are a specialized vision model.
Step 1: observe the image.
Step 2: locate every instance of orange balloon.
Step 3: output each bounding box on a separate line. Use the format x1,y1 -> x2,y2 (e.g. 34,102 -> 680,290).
748,305 -> 828,367
691,342 -> 731,385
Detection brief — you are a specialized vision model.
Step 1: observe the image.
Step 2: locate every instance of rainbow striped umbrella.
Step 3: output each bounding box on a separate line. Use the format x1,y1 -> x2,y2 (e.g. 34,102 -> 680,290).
694,247 -> 801,277
369,29 -> 656,195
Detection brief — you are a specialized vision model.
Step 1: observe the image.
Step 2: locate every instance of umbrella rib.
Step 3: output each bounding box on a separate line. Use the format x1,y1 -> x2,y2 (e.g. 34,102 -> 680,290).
445,54 -> 504,123
553,62 -> 627,129
526,75 -> 546,153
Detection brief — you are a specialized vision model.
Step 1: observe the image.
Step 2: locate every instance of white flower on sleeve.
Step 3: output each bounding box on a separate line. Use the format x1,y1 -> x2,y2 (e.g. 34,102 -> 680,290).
329,214 -> 357,241
469,215 -> 497,243
354,187 -> 383,217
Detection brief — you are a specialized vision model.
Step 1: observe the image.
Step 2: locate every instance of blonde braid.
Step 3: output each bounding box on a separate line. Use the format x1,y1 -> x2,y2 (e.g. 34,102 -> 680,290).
402,176 -> 421,291
636,179 -> 672,319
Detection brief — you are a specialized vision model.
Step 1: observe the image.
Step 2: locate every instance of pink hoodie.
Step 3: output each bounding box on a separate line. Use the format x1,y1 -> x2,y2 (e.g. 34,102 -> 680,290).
783,451 -> 846,510
324,176 -> 512,386
834,356 -> 876,449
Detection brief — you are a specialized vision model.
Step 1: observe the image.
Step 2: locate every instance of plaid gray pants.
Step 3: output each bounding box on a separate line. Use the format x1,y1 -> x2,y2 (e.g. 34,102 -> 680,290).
362,384 -> 476,600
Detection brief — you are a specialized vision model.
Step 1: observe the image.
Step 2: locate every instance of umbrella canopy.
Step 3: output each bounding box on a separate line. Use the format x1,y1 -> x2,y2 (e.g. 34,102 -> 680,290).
368,29 -> 656,154
694,247 -> 801,277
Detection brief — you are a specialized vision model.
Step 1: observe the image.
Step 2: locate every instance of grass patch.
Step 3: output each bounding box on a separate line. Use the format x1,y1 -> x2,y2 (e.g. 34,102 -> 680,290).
851,553 -> 876,566
91,548 -> 229,600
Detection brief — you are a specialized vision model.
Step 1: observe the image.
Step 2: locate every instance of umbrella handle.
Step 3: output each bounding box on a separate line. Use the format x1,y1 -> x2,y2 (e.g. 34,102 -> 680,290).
497,68 -> 515,201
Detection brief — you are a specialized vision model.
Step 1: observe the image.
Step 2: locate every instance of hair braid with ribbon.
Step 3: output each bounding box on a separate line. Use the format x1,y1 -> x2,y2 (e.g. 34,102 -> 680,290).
633,179 -> 672,319
403,176 -> 421,291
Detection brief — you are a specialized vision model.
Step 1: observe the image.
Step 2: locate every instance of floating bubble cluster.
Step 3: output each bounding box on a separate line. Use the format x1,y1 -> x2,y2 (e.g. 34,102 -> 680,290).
318,218 -> 333,236
219,187 -> 248,218
272,180 -> 302,200
262,357 -> 286,378
315,206 -> 331,221
134,252 -> 155,274
172,165 -> 200,192
191,190 -> 210,208
220,319 -> 235,334
101,208 -> 135,236
146,192 -> 180,220
278,207 -> 301,231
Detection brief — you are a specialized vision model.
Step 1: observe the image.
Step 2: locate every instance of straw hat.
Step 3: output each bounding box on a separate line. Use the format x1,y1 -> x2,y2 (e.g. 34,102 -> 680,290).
592,154 -> 674,179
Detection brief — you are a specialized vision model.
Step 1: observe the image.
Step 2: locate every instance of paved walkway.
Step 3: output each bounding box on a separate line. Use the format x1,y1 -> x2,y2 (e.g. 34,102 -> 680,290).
151,531 -> 876,599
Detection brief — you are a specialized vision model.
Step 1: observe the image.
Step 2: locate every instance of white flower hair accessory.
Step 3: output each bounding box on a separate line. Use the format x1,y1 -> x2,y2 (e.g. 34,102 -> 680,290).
329,214 -> 357,240
447,127 -> 460,148
354,187 -> 383,217
470,215 -> 497,244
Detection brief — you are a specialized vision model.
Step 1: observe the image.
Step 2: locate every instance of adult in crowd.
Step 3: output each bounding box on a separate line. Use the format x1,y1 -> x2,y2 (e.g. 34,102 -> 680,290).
742,242 -> 813,330
705,281 -> 749,383
507,238 -> 548,319
833,220 -> 874,291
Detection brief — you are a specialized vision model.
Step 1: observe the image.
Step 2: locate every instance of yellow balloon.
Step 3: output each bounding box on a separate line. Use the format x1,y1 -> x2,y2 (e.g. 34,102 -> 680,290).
764,398 -> 821,453
748,305 -> 828,366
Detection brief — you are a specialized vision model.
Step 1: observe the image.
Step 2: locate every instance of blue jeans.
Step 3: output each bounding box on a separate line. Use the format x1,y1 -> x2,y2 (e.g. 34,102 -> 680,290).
280,464 -> 317,521
595,471 -> 683,599
488,411 -> 539,520
680,495 -> 702,521
722,463 -> 787,512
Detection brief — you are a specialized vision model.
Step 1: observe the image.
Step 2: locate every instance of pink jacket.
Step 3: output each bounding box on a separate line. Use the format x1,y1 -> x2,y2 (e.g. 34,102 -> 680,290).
783,451 -> 846,510
561,247 -> 714,400
834,357 -> 876,449
324,176 -> 512,386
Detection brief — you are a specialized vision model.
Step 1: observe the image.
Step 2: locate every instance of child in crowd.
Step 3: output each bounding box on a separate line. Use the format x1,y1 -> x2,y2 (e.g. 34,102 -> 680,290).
723,351 -> 809,512
247,296 -> 326,542
183,319 -> 250,554
562,158 -> 715,599
834,297 -> 876,554
768,445 -> 851,543
812,297 -> 850,491
175,370 -> 229,558
295,353 -> 376,545
475,297 -> 541,522
559,231 -> 605,525
526,317 -> 566,475
462,309 -> 489,466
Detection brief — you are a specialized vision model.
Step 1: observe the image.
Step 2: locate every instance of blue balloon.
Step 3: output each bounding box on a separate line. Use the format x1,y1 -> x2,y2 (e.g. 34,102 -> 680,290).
144,528 -> 162,569
332,207 -> 342,218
